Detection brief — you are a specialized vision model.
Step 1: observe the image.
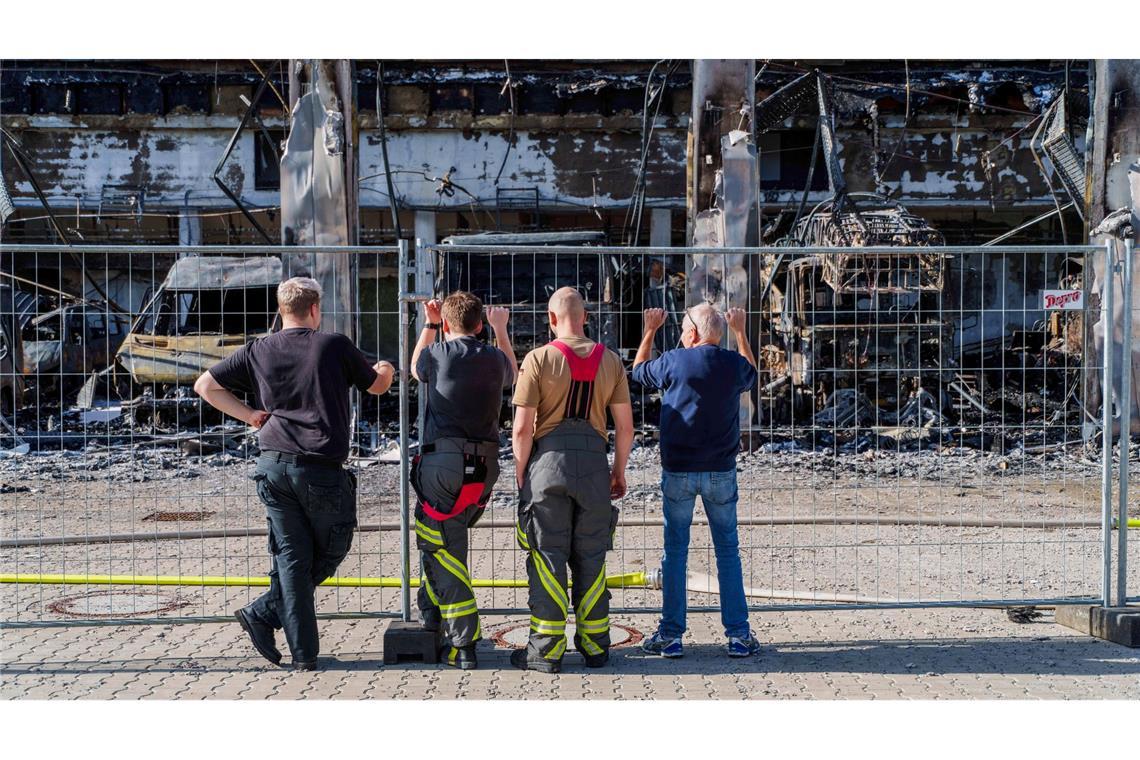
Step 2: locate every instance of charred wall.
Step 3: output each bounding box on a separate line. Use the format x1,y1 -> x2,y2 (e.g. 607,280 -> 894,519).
1,60 -> 1087,244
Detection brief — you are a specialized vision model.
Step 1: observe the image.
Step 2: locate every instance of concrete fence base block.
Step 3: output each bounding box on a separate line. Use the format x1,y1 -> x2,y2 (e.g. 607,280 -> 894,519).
382,621 -> 440,664
1055,605 -> 1140,648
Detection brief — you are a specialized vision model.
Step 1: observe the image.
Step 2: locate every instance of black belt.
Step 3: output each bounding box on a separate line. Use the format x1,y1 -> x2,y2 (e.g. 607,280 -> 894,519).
259,450 -> 343,469
420,439 -> 500,456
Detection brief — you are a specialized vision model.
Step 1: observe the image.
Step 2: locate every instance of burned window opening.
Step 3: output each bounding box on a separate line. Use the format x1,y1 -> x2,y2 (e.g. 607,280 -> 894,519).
253,128 -> 287,192
147,287 -> 278,337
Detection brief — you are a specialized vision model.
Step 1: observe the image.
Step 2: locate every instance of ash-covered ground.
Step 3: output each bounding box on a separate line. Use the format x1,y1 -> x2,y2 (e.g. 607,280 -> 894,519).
3,435 -> 1135,627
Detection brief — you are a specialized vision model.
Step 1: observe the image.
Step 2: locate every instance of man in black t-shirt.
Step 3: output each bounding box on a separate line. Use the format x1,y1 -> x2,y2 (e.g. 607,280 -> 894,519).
194,276 -> 393,670
410,290 -> 517,669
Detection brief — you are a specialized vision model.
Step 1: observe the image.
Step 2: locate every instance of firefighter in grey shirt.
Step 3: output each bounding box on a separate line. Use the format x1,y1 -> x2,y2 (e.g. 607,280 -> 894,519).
411,291 -> 517,669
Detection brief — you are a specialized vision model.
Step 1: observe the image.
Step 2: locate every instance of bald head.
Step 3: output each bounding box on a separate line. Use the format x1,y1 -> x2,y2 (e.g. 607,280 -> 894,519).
547,287 -> 587,338
549,287 -> 585,320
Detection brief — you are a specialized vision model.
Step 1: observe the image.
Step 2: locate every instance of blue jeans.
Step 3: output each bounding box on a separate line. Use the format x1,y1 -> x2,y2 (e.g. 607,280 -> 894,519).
658,469 -> 750,640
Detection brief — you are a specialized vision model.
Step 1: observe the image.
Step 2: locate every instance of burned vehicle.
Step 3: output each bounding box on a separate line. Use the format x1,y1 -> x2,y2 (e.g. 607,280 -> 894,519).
22,301 -> 130,402
116,255 -> 282,422
758,194 -> 951,429
0,285 -> 26,419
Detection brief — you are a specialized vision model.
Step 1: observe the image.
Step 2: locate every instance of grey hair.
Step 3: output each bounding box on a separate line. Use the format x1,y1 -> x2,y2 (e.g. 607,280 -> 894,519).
277,276 -> 323,316
687,303 -> 725,341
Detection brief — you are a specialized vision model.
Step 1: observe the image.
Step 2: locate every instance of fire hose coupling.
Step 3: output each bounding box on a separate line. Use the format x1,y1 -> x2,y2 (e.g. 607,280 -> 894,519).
646,568 -> 663,590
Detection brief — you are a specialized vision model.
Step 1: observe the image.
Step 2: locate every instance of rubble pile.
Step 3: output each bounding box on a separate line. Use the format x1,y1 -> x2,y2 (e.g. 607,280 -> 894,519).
740,442 -> 1102,482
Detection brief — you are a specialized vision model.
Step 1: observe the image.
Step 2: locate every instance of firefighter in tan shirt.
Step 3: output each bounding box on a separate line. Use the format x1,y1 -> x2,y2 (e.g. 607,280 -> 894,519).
510,287 -> 634,673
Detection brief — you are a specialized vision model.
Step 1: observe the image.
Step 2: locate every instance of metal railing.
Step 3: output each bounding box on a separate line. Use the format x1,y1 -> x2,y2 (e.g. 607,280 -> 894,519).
0,243 -> 404,627
0,240 -> 1134,631
410,240 -> 1136,616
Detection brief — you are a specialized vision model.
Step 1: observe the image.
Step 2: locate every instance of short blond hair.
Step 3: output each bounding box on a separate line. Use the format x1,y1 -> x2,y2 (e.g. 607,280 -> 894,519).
277,276 -> 322,317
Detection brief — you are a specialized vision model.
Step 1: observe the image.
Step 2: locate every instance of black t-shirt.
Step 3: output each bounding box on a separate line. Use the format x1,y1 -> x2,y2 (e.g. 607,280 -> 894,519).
416,336 -> 513,444
210,328 -> 378,463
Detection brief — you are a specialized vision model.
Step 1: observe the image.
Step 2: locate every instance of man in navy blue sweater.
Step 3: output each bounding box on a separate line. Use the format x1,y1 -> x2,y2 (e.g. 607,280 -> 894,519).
631,303 -> 760,658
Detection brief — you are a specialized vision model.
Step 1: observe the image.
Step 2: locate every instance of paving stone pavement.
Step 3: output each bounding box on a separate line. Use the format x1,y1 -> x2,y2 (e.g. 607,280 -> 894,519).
3,607 -> 1138,699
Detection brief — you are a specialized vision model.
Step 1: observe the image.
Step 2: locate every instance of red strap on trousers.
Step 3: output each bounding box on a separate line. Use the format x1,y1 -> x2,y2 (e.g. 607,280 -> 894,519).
413,449 -> 490,522
419,483 -> 485,522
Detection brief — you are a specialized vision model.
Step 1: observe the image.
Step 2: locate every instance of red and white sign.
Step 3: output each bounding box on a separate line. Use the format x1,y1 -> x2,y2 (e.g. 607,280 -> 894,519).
1043,289 -> 1084,310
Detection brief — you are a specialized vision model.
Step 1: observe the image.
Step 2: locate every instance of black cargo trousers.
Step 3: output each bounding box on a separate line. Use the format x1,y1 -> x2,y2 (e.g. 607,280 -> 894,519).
244,451 -> 357,663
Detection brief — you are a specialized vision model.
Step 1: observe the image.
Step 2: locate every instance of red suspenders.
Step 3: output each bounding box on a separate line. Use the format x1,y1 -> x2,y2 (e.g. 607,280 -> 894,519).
549,340 -> 605,420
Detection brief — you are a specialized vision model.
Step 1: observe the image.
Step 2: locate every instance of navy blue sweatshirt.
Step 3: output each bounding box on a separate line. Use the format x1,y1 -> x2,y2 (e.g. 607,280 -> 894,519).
632,345 -> 757,473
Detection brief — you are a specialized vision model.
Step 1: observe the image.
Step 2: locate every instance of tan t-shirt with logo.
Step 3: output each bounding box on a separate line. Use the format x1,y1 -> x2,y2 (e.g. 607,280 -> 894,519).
513,335 -> 631,441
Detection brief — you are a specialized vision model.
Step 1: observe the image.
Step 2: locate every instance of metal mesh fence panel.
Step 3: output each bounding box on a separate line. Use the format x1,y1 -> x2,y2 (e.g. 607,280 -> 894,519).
425,242 -> 1120,616
0,245 -> 403,626
1,241 -> 1129,628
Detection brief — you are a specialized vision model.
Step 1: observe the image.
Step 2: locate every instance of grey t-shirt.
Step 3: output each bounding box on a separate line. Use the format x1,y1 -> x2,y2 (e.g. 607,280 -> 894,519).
416,336 -> 513,444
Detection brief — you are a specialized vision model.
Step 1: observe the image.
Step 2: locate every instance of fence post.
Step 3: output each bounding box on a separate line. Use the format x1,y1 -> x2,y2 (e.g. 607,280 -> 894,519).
414,239 -> 431,439
1119,237 -> 1134,606
396,239 -> 413,622
1102,238 -> 1117,608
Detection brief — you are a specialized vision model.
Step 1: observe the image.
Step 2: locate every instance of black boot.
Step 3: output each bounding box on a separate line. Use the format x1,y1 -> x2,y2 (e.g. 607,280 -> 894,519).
582,650 -> 609,668
420,607 -> 442,633
234,608 -> 282,666
442,644 -> 478,670
510,647 -> 561,674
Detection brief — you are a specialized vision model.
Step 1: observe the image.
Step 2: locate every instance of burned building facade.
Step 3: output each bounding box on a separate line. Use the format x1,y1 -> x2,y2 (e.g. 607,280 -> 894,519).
1,60 -> 1087,248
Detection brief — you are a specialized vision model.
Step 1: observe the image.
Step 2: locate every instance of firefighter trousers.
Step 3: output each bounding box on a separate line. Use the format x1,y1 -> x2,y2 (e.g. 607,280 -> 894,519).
414,437 -> 499,648
516,419 -> 618,663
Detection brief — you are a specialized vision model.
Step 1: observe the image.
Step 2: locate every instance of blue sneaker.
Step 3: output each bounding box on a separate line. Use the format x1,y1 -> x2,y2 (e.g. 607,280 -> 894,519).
726,634 -> 762,657
641,631 -> 684,658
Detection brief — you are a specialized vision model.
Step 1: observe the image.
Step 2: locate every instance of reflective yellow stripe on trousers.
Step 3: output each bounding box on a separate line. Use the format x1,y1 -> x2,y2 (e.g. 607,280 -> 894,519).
574,567 -> 608,656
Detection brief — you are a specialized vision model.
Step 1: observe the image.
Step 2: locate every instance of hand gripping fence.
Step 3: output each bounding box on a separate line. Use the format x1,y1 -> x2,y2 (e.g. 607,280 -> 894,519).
0,241 -> 1134,630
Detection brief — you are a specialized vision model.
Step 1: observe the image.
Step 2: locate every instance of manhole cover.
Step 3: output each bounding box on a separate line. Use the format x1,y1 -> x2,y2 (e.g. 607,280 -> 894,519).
47,590 -> 189,618
487,619 -> 643,650
143,511 -> 215,522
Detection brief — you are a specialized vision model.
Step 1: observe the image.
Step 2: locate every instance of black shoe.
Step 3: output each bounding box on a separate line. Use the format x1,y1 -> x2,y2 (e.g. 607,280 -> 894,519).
234,608 -> 282,666
420,608 -> 442,633
583,650 -> 609,668
510,647 -> 561,674
443,644 -> 478,670
292,660 -> 318,672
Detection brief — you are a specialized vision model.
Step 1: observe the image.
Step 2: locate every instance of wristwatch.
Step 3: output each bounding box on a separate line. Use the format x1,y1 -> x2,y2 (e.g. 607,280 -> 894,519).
425,322 -> 442,330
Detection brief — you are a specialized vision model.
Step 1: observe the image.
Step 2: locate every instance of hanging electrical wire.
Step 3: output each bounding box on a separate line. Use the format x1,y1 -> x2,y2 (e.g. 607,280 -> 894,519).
375,61 -> 403,240
622,59 -> 680,246
877,59 -> 910,198
493,60 -> 516,187
248,59 -> 288,109
790,115 -> 822,240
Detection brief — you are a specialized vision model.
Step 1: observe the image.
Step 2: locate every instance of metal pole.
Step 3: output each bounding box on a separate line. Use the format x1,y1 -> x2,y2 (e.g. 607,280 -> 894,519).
1119,237 -> 1134,607
396,239 -> 412,622
1102,238 -> 1117,608
414,237 -> 430,439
